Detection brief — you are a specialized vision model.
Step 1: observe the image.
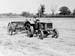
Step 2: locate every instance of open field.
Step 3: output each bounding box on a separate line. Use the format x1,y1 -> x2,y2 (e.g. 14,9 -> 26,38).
0,18 -> 75,56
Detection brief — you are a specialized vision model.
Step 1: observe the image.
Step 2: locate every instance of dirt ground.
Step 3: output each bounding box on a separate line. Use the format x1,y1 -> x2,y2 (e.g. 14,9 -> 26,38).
0,18 -> 75,56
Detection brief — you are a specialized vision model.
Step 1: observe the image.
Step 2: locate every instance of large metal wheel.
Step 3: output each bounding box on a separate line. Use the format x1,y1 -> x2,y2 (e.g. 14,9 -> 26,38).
52,29 -> 58,38
38,30 -> 48,40
26,25 -> 34,37
7,22 -> 17,35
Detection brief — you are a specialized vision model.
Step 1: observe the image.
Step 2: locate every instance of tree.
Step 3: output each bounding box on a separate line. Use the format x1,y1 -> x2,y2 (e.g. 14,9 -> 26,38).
37,4 -> 45,17
51,8 -> 55,15
59,6 -> 71,15
72,9 -> 75,15
51,5 -> 57,15
21,12 -> 30,17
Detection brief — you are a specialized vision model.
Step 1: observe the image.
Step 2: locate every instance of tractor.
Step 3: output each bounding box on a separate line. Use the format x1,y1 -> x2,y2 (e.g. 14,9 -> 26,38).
24,18 -> 58,39
7,18 -> 58,39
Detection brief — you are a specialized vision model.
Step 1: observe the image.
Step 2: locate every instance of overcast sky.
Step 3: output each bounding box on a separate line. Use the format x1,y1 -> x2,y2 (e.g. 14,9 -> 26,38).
0,0 -> 75,14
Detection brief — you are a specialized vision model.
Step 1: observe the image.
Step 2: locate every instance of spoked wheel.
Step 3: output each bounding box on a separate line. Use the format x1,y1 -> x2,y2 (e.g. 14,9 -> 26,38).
7,23 -> 17,35
8,29 -> 17,35
25,23 -> 31,30
25,22 -> 31,33
52,29 -> 59,38
38,30 -> 48,40
26,24 -> 34,38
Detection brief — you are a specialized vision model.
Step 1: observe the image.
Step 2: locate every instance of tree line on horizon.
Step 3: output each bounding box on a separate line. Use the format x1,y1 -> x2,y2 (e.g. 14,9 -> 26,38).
21,5 -> 75,17
0,5 -> 75,18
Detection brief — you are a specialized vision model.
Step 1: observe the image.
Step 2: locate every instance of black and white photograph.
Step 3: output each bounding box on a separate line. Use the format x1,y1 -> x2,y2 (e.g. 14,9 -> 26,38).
0,0 -> 75,56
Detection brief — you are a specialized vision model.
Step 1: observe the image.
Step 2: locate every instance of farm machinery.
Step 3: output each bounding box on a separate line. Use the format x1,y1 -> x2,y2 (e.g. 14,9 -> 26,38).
7,18 -> 58,39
